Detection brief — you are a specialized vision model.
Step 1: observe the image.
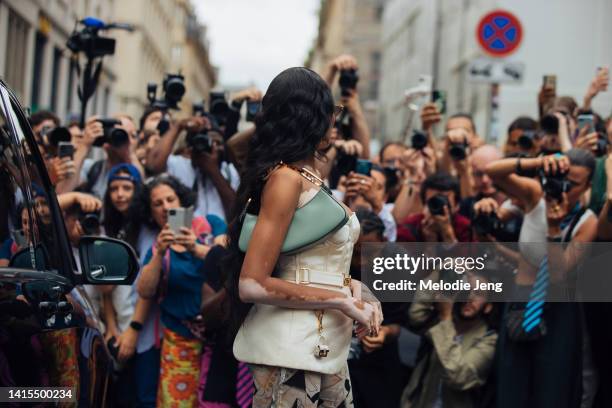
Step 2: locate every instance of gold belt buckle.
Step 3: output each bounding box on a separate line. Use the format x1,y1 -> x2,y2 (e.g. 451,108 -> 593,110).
343,274 -> 352,287
296,267 -> 310,284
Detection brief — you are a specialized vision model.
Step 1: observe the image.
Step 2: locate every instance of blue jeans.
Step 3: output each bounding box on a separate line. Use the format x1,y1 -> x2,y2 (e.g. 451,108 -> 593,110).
134,347 -> 160,408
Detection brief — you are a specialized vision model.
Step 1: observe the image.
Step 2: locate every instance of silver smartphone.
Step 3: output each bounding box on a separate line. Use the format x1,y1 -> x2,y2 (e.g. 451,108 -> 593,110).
167,207 -> 194,235
12,229 -> 27,247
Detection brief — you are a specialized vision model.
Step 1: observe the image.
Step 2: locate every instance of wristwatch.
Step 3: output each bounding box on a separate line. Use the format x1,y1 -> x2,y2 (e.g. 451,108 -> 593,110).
546,235 -> 563,242
129,321 -> 143,332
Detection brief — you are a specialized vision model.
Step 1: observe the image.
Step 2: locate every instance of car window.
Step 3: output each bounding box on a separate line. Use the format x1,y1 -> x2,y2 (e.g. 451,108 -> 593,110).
0,84 -> 72,276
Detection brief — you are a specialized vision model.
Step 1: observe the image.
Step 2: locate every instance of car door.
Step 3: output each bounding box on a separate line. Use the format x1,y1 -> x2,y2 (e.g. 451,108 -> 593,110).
0,80 -> 113,407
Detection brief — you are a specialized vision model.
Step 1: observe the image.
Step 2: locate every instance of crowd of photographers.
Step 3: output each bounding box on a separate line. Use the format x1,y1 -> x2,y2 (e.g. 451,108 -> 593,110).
5,54 -> 612,407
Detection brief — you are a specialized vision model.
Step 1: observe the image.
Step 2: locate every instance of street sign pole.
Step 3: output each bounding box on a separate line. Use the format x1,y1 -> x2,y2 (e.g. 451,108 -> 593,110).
489,82 -> 500,144
475,9 -> 523,144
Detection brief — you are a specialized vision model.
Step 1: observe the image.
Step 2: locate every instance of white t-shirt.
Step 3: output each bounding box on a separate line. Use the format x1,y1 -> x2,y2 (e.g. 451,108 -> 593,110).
166,155 -> 240,222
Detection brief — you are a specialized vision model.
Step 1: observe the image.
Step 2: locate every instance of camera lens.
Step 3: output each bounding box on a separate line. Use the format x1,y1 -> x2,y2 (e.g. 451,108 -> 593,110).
427,195 -> 449,216
540,114 -> 559,135
518,131 -> 536,150
472,212 -> 501,236
339,69 -> 359,97
47,127 -> 72,147
449,143 -> 467,161
165,77 -> 185,102
188,132 -> 212,154
540,171 -> 569,201
169,209 -> 176,216
110,128 -> 130,147
80,213 -> 100,235
411,131 -> 428,150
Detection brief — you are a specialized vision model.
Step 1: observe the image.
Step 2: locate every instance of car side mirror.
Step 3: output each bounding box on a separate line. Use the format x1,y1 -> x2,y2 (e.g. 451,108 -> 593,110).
78,236 -> 138,285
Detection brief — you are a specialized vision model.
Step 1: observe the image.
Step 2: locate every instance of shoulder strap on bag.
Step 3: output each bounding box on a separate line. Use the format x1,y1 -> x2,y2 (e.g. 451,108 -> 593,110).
84,160 -> 105,193
241,161 -> 330,218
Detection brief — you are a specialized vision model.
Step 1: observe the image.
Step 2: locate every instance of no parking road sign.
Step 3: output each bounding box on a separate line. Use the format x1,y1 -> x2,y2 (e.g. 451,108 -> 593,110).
477,10 -> 523,57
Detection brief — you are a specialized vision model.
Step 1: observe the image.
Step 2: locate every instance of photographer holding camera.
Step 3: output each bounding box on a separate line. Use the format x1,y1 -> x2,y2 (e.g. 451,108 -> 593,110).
78,114 -> 144,198
420,104 -> 484,176
146,114 -> 239,222
322,54 -> 371,160
402,272 -> 498,408
485,149 -> 598,407
504,116 -> 540,157
397,172 -> 472,243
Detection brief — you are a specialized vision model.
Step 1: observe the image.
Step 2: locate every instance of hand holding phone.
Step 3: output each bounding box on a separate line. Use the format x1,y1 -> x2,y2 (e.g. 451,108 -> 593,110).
543,75 -> 557,92
431,90 -> 447,115
354,159 -> 372,176
167,207 -> 194,235
58,142 -> 75,159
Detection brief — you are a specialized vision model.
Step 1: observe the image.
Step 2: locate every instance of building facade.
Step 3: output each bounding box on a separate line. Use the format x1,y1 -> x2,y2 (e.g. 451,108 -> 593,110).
0,0 -> 216,124
379,0 -> 612,144
308,0 -> 387,138
0,0 -> 116,120
112,0 -> 217,120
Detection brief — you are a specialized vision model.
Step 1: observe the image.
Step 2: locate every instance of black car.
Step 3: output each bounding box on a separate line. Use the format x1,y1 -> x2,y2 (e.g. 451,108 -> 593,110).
0,80 -> 139,406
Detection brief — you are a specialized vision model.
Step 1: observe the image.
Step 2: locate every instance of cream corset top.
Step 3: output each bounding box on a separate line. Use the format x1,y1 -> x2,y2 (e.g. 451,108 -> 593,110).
276,204 -> 360,288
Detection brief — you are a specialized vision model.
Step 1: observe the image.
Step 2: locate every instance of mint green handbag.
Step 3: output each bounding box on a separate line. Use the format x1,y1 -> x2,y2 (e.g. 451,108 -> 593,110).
238,164 -> 349,254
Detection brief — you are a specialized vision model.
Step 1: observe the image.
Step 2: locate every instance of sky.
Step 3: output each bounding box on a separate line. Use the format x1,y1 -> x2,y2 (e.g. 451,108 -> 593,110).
194,0 -> 320,92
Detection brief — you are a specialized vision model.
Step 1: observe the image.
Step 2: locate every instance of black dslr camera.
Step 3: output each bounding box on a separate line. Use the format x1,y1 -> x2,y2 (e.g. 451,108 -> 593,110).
209,92 -> 230,126
79,210 -> 101,235
147,73 -> 186,134
147,73 -> 186,111
411,130 -> 428,150
449,140 -> 469,161
518,130 -> 539,150
94,118 -> 129,147
472,212 -> 503,237
427,194 -> 450,216
540,169 -> 571,201
339,69 -> 359,97
186,131 -> 213,154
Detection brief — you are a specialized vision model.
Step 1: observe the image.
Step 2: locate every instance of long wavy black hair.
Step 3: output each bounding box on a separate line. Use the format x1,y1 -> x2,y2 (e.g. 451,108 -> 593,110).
224,67 -> 335,337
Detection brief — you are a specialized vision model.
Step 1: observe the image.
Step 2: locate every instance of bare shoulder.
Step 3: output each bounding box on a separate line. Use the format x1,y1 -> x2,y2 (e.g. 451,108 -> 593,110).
260,166 -> 302,214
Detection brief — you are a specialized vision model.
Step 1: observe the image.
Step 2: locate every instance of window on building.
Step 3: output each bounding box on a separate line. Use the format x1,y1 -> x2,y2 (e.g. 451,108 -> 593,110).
406,14 -> 418,58
30,31 -> 47,112
171,45 -> 183,63
374,4 -> 384,22
102,87 -> 110,117
369,51 -> 381,100
5,10 -> 29,100
50,47 -> 62,113
65,58 -> 75,113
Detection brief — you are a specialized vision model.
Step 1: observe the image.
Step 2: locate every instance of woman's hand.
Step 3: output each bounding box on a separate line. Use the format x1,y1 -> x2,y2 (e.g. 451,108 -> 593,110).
74,192 -> 102,213
343,297 -> 382,337
575,126 -> 599,153
541,153 -> 570,175
155,225 -> 175,252
175,227 -> 197,252
473,197 -> 499,215
333,139 -> 363,157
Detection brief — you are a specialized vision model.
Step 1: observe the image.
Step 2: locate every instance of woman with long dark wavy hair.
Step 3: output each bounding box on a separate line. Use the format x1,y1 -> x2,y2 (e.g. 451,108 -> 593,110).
226,67 -> 382,408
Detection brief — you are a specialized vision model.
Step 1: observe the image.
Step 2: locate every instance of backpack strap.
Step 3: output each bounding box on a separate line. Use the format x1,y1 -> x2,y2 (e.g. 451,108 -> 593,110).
563,207 -> 587,244
83,160 -> 105,194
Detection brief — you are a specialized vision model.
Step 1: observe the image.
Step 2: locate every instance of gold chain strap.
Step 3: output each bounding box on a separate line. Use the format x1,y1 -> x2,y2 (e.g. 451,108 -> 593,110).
315,309 -> 324,335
